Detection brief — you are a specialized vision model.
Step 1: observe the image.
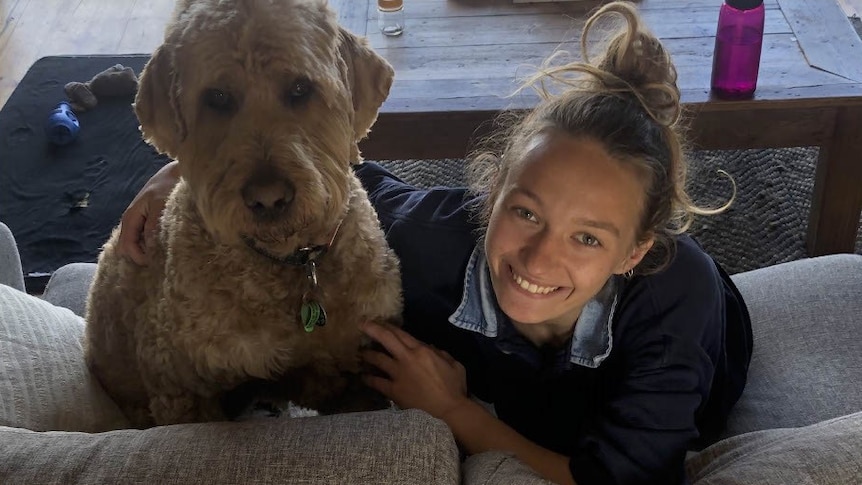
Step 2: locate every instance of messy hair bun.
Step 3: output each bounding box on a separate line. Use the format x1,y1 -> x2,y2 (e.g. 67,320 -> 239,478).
468,1 -> 731,275
585,2 -> 681,127
514,1 -> 681,127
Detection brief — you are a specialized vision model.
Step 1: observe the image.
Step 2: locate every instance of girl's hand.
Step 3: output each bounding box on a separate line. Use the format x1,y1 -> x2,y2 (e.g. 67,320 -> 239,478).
361,322 -> 575,485
360,322 -> 470,420
117,161 -> 180,265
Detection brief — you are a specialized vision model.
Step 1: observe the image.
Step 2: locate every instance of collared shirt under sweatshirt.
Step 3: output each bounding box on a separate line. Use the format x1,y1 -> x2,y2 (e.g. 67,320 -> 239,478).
354,162 -> 753,485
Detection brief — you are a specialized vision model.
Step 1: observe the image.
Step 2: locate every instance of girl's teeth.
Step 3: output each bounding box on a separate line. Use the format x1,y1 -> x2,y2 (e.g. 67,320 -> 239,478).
513,272 -> 558,294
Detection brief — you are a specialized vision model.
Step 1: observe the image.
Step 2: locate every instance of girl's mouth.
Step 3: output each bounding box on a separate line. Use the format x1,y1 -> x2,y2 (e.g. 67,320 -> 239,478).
510,266 -> 560,295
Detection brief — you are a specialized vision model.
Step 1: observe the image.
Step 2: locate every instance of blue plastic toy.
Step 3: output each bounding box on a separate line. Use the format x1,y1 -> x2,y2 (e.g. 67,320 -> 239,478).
44,102 -> 80,145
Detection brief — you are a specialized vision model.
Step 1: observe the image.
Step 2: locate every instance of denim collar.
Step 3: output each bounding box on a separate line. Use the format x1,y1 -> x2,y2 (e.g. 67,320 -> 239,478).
448,246 -> 619,369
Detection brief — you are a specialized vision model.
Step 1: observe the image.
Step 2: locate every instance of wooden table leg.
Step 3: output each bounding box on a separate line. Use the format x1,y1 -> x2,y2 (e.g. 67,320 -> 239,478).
807,106 -> 862,256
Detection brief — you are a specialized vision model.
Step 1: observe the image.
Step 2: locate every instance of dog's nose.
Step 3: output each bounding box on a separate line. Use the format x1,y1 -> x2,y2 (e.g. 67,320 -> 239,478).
241,178 -> 295,219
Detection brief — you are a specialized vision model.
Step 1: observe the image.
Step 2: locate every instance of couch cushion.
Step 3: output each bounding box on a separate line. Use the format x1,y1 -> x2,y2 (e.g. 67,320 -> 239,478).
686,411 -> 862,485
0,223 -> 25,292
41,262 -> 97,317
0,409 -> 459,485
727,254 -> 862,437
462,451 -> 555,485
0,284 -> 130,431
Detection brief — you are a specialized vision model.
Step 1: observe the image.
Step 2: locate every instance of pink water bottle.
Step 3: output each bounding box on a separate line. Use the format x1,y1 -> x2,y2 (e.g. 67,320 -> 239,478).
710,0 -> 765,99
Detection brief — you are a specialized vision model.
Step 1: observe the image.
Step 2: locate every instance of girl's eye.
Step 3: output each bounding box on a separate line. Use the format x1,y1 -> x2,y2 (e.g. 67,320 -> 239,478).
575,233 -> 601,247
514,207 -> 538,223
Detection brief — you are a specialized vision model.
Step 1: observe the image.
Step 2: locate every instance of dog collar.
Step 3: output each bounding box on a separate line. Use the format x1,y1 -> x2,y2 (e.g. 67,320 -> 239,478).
244,218 -> 344,334
296,219 -> 343,333
243,218 -> 343,267
280,219 -> 343,267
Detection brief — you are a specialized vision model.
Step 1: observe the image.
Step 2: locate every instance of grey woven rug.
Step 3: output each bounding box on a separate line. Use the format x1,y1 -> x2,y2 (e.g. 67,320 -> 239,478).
376,147 -> 862,275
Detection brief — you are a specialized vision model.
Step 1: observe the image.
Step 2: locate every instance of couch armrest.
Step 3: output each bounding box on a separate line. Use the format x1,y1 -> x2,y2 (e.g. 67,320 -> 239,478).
727,254 -> 862,437
0,409 -> 460,485
0,222 -> 25,292
41,262 -> 97,317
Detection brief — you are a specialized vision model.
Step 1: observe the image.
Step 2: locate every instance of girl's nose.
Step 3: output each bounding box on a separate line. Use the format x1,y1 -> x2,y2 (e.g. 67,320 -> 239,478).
522,229 -> 561,276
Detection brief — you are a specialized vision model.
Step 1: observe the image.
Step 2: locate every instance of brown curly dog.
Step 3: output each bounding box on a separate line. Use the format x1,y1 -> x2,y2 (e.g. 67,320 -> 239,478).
85,0 -> 402,428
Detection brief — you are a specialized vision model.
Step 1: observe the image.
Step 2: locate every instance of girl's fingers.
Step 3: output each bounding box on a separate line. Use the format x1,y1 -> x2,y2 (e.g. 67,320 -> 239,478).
392,326 -> 424,349
436,348 -> 457,365
143,209 -> 160,241
360,322 -> 404,353
118,210 -> 148,265
361,349 -> 398,377
361,374 -> 393,396
361,322 -> 421,357
374,322 -> 424,350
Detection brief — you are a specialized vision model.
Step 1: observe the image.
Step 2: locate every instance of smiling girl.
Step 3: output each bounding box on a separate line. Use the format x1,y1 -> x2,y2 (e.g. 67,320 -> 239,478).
355,3 -> 752,484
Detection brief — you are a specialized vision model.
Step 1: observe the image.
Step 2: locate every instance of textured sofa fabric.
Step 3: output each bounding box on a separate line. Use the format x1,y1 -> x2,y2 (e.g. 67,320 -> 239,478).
687,411 -> 862,484
0,284 -> 129,432
723,254 -> 862,437
41,262 -> 97,318
0,222 -> 25,292
462,452 -> 555,485
0,409 -> 460,485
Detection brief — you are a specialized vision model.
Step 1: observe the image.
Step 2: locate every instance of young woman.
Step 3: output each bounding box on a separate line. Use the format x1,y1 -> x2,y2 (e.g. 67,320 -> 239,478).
118,3 -> 752,484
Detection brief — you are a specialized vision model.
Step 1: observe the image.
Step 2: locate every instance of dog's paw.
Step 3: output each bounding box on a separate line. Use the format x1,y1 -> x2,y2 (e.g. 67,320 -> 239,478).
222,379 -> 292,420
314,375 -> 393,415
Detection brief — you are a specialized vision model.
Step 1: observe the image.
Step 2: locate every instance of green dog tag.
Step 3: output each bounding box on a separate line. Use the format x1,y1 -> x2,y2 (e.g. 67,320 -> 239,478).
301,300 -> 327,332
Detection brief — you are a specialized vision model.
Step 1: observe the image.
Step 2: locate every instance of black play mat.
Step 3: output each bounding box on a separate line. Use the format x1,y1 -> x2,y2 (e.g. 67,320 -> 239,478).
0,55 -> 169,293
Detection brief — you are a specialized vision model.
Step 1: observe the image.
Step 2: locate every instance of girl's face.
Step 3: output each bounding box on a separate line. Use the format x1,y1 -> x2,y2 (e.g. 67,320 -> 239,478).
485,131 -> 653,339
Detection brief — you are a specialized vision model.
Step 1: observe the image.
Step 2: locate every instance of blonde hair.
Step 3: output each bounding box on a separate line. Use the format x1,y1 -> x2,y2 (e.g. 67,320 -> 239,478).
467,1 -> 732,274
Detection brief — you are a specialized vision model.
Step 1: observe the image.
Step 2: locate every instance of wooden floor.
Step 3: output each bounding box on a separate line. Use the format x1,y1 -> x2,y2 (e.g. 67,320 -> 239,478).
0,0 -> 173,110
1,0 -> 860,110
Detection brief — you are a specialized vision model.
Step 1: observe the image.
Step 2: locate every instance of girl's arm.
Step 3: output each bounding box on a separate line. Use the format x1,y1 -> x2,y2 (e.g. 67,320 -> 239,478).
360,321 -> 576,485
444,398 -> 576,485
117,160 -> 181,264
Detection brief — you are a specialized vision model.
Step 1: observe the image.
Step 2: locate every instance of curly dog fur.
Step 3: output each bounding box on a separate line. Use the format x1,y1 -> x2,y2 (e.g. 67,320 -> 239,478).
85,0 -> 402,427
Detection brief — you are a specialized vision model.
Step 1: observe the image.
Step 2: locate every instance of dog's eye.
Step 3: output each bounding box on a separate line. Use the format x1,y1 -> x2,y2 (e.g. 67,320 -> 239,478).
286,79 -> 313,106
203,89 -> 235,113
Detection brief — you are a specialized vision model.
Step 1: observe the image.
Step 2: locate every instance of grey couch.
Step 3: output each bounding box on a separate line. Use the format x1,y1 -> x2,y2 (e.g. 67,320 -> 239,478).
1,221 -> 861,484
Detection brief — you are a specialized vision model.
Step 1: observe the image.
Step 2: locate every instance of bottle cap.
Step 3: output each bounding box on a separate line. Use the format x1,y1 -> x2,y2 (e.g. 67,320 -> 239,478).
727,0 -> 763,10
378,0 -> 403,9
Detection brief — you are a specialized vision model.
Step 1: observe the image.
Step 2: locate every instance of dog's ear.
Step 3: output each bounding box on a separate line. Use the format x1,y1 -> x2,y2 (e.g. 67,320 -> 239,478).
134,44 -> 187,158
337,27 -> 394,162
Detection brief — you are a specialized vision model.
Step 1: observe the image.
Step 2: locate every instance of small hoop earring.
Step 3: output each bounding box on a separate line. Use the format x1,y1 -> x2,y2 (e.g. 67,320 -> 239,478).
624,269 -> 634,279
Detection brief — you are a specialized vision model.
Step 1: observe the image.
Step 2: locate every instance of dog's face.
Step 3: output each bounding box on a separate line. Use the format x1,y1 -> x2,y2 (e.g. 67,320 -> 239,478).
134,0 -> 393,255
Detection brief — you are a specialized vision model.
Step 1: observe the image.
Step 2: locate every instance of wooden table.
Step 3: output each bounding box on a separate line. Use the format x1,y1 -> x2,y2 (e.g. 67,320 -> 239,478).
331,0 -> 862,256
